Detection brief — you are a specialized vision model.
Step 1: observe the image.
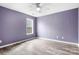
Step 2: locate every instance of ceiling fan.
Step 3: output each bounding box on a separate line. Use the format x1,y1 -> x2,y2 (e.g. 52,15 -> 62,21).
35,3 -> 41,12
31,3 -> 43,12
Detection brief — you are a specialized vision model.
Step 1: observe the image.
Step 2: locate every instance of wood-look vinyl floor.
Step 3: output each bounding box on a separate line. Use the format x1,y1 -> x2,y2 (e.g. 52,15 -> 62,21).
0,39 -> 79,55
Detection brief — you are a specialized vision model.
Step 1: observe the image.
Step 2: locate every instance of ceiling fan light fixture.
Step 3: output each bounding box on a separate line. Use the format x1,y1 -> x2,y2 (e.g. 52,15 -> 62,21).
36,3 -> 41,12
37,7 -> 40,11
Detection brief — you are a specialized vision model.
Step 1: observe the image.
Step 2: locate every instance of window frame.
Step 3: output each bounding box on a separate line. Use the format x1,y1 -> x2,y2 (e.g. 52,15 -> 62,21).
26,18 -> 34,35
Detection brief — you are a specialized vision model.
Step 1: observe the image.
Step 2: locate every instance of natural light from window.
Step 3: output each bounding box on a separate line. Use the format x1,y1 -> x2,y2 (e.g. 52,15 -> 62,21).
26,18 -> 33,35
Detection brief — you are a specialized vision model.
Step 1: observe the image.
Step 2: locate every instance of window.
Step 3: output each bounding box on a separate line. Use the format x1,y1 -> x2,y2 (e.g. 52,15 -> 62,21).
26,18 -> 33,35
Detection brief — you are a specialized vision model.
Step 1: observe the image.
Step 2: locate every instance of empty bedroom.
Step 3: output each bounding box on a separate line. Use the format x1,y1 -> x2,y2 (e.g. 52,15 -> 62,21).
0,3 -> 79,55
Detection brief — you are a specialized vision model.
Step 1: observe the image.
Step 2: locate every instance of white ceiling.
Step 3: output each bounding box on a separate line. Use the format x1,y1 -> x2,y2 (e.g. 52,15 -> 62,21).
0,3 -> 79,17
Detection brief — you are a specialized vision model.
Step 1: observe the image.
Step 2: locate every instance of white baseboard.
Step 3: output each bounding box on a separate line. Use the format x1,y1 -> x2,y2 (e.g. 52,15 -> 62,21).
0,37 -> 36,48
38,37 -> 79,46
0,37 -> 78,48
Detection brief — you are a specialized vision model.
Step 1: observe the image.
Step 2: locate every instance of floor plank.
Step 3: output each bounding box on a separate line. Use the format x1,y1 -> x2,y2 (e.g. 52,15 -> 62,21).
0,39 -> 79,55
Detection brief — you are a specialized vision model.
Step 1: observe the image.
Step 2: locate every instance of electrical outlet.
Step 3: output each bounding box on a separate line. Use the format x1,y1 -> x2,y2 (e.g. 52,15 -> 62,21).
62,36 -> 64,39
0,40 -> 2,43
56,36 -> 58,39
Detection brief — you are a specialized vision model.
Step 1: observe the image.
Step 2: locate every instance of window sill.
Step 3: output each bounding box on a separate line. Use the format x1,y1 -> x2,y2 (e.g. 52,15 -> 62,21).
26,33 -> 33,35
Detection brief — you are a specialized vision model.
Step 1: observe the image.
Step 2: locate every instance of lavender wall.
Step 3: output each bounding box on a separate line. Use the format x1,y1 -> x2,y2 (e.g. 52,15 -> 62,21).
37,8 -> 78,43
0,6 -> 36,46
0,6 -> 78,46
78,8 -> 79,44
